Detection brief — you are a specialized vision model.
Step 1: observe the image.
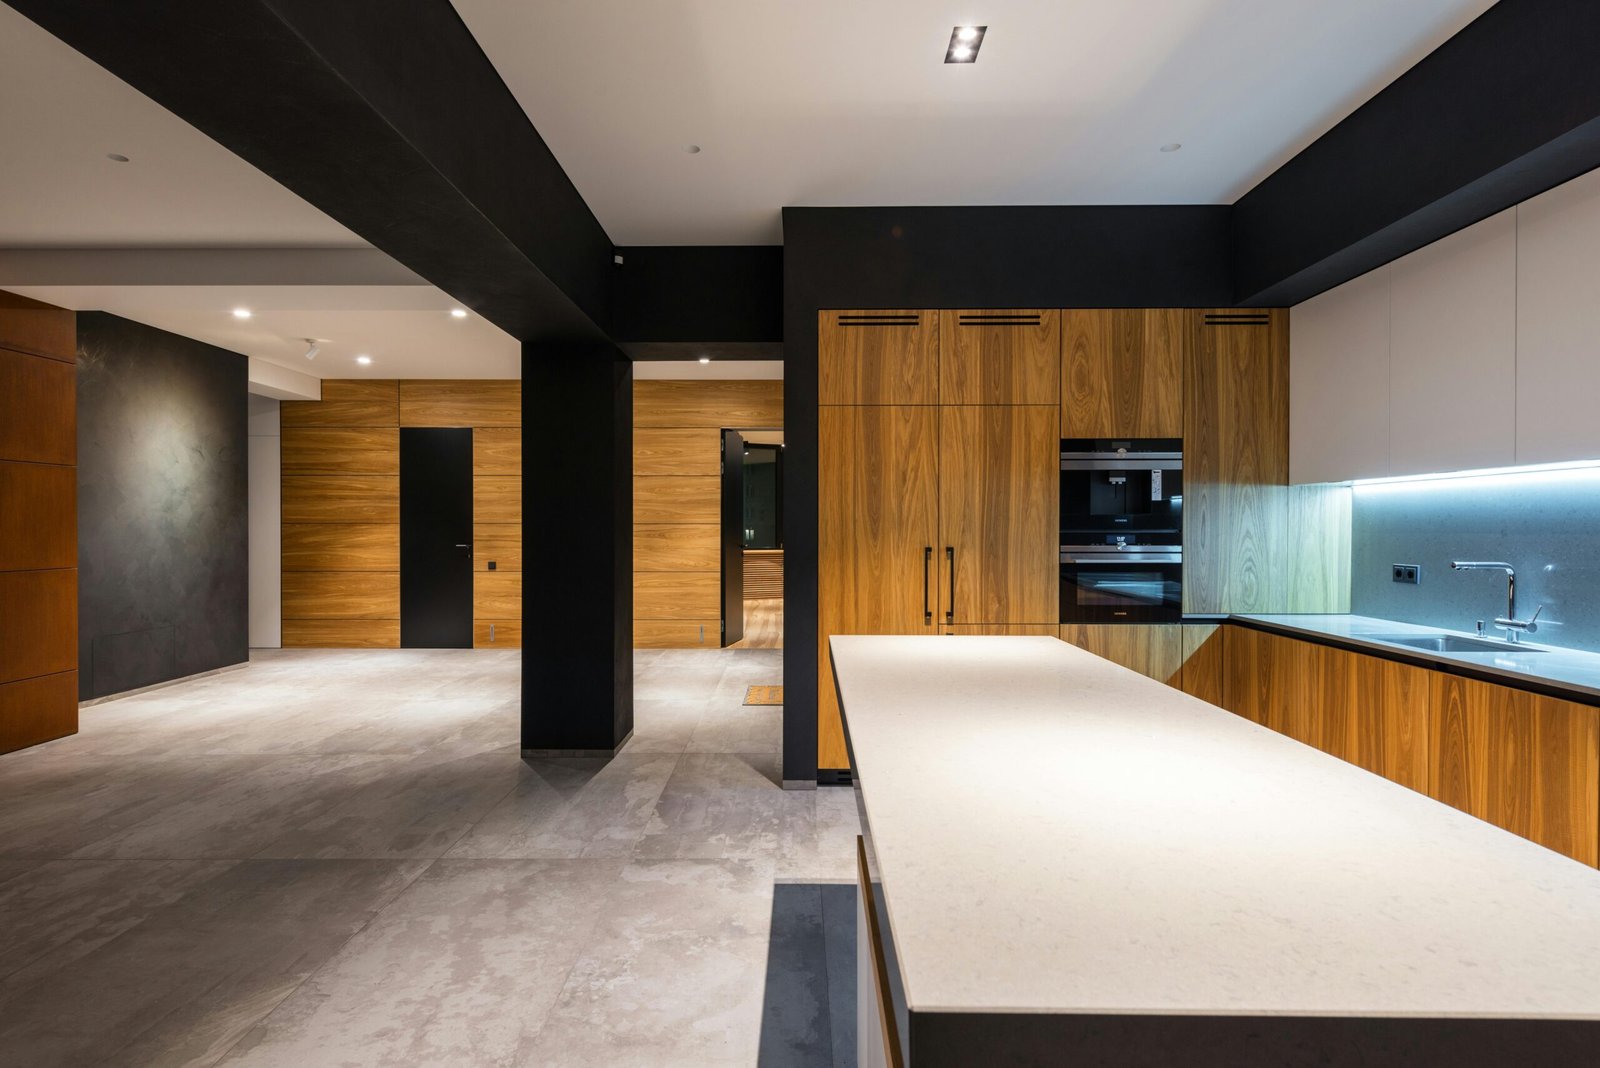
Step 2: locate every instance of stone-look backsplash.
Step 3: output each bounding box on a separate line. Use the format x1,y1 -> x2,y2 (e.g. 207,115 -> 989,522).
1351,466 -> 1600,653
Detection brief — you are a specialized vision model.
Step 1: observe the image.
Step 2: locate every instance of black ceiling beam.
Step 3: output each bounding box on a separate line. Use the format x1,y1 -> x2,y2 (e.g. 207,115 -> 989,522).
1233,0 -> 1600,307
608,246 -> 783,360
7,0 -> 614,344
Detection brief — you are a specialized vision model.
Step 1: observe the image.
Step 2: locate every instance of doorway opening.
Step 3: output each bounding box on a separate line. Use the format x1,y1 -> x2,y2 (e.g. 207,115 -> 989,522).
722,427 -> 783,649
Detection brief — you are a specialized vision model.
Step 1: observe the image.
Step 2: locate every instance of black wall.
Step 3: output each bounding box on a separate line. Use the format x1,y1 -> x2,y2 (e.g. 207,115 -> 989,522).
609,246 -> 783,352
77,313 -> 248,700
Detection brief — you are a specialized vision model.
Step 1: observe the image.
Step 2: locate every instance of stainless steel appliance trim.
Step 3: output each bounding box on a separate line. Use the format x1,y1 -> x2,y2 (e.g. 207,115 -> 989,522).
1060,457 -> 1183,471
1060,451 -> 1183,460
1061,551 -> 1183,564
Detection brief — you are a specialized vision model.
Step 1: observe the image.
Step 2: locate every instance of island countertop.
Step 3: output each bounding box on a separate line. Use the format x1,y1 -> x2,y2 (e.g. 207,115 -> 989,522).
832,635 -> 1600,1059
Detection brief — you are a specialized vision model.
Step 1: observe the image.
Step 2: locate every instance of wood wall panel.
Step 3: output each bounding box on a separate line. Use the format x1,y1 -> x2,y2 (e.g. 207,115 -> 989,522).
280,427 -> 399,475
0,569 -> 77,684
1062,309 -> 1184,438
634,619 -> 720,648
281,380 -> 398,428
281,571 -> 399,619
472,428 -> 521,475
939,309 -> 1060,405
634,477 -> 720,524
634,379 -> 783,427
1286,483 -> 1353,614
281,523 -> 399,572
744,550 -> 784,600
634,427 -> 721,476
282,475 -> 398,523
0,671 -> 78,754
635,524 -> 719,572
473,476 -> 521,523
0,460 -> 75,571
0,291 -> 76,361
0,351 -> 76,465
400,380 -> 521,427
818,310 -> 938,405
282,619 -> 399,648
636,571 -> 721,619
473,620 -> 521,648
473,570 -> 521,620
473,525 -> 522,572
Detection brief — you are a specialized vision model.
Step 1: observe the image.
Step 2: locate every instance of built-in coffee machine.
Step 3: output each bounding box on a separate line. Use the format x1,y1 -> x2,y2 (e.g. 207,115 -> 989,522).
1059,438 -> 1183,622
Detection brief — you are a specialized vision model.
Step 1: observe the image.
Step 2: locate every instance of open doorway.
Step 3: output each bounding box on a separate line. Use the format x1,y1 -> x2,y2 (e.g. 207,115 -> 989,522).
723,427 -> 783,648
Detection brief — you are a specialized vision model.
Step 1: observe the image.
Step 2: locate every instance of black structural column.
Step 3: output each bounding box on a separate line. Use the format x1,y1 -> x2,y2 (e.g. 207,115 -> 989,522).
520,343 -> 634,754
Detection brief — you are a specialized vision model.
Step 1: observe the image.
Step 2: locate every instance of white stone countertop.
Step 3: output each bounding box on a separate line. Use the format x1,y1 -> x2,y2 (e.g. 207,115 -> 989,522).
831,634 -> 1600,1018
1235,614 -> 1600,702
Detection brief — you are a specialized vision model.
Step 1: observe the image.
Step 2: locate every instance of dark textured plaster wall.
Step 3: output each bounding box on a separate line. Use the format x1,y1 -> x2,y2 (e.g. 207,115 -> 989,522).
77,312 -> 248,699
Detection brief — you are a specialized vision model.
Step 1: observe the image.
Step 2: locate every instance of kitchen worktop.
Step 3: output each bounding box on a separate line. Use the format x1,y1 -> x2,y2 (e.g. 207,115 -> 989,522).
1234,613 -> 1600,703
832,634 -> 1600,1064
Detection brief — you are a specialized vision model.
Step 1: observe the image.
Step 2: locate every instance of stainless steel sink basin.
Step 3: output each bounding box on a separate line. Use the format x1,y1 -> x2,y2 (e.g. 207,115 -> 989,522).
1366,633 -> 1545,654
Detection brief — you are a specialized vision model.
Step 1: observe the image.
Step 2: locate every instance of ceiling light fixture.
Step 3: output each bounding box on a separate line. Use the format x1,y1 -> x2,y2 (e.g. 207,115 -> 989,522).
698,356 -> 711,365
945,25 -> 986,63
355,355 -> 372,366
450,308 -> 468,319
685,144 -> 702,154
301,338 -> 321,361
1160,143 -> 1183,153
232,307 -> 252,320
106,152 -> 130,163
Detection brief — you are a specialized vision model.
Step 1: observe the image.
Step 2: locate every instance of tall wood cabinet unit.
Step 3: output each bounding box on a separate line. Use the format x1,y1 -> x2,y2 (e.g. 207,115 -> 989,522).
1061,308 -> 1184,437
817,310 -> 1059,770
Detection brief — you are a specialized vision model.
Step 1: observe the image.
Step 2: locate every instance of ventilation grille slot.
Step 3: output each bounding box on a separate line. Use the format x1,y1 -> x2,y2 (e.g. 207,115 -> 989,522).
835,313 -> 920,328
958,312 -> 1043,327
1203,312 -> 1271,327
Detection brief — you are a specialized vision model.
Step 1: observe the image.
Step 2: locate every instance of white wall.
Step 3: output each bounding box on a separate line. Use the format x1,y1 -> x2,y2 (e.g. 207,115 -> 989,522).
247,394 -> 281,648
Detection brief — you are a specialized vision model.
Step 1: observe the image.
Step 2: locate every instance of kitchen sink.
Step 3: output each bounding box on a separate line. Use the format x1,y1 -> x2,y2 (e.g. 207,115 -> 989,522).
1366,633 -> 1545,654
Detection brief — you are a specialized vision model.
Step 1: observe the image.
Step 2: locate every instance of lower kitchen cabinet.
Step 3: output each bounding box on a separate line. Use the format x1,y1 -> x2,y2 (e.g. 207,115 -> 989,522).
1059,624 -> 1184,687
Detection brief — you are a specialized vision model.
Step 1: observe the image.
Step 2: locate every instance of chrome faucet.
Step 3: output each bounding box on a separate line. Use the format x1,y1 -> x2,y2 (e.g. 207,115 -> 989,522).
1450,561 -> 1543,643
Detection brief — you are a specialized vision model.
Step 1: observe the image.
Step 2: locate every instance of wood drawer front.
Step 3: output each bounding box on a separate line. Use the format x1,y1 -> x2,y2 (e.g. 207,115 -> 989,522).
633,619 -> 720,648
635,571 -> 720,619
634,427 -> 721,476
474,476 -> 521,523
282,380 -> 398,428
0,671 -> 78,754
282,523 -> 398,572
473,525 -> 522,572
281,427 -> 399,475
282,476 -> 398,523
0,350 -> 76,464
940,309 -> 1060,405
818,309 -> 938,405
473,428 -> 521,475
474,570 -> 521,619
400,380 -> 520,427
282,571 -> 399,619
473,620 -> 521,648
0,570 -> 77,685
634,477 -> 719,524
635,524 -> 719,572
0,460 -> 75,571
282,619 -> 400,648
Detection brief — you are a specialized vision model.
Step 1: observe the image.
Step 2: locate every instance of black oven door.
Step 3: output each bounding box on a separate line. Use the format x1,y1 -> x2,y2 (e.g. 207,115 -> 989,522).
1060,551 -> 1183,623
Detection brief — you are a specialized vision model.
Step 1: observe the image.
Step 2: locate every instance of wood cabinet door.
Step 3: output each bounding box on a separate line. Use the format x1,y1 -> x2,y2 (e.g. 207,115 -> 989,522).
938,405 -> 1059,627
1178,623 -> 1224,704
1059,624 -> 1184,686
1061,308 -> 1183,438
818,406 -> 940,769
1430,674 -> 1600,866
939,309 -> 1059,405
818,310 -> 939,405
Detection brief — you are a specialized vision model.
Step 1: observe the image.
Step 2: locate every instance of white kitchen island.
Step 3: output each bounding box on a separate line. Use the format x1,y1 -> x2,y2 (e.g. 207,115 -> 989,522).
832,635 -> 1600,1067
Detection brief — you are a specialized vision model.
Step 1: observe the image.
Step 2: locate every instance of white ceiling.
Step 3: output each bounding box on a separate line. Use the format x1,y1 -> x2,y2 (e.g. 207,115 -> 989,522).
452,0 -> 1496,245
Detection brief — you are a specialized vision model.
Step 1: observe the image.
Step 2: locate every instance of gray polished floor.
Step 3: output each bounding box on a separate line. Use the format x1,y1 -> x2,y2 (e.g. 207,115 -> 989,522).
0,647 -> 859,1067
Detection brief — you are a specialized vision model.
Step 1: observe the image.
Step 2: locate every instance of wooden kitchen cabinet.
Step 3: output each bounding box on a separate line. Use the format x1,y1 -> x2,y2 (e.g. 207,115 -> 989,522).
939,405 -> 1059,626
818,309 -> 939,405
817,405 -> 940,770
1179,624 -> 1225,705
1059,624 -> 1184,686
1430,674 -> 1599,866
939,309 -> 1059,405
1061,308 -> 1184,438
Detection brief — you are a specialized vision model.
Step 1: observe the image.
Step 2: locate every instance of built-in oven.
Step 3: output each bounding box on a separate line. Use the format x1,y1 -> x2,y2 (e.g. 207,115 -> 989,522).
1060,438 -> 1183,622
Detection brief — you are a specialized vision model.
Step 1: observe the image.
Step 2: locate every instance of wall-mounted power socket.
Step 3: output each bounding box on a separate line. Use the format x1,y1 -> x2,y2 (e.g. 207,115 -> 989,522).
1392,563 -> 1421,585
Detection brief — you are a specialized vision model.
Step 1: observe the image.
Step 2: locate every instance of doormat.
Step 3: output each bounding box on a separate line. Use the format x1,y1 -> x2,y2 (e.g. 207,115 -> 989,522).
743,685 -> 784,706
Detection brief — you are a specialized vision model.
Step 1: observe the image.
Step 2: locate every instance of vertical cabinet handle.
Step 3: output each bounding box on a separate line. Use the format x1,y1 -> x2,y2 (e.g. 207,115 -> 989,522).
945,546 -> 955,624
923,546 -> 932,624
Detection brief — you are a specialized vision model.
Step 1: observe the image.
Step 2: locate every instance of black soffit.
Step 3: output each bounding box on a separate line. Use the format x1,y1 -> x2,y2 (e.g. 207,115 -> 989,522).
6,0 -> 614,345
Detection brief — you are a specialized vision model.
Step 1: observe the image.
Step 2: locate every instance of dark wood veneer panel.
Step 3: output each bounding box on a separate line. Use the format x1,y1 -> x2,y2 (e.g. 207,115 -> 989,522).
0,350 -> 76,465
0,671 -> 78,754
0,570 -> 77,685
0,292 -> 76,362
0,461 -> 75,571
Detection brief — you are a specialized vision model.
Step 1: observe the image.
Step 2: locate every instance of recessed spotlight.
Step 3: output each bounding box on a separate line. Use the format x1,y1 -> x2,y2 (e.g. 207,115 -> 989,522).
355,355 -> 372,365
685,144 -> 702,154
450,308 -> 468,319
232,307 -> 252,319
106,152 -> 130,163
945,25 -> 986,63
698,356 -> 711,365
1160,143 -> 1183,153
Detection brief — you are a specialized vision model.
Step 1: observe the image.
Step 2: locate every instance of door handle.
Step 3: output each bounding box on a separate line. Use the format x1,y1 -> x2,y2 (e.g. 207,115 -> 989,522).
923,546 -> 932,624
945,546 -> 955,624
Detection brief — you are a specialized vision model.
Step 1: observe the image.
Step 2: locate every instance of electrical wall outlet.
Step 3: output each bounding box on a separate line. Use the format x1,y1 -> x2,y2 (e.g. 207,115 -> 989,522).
1392,563 -> 1420,585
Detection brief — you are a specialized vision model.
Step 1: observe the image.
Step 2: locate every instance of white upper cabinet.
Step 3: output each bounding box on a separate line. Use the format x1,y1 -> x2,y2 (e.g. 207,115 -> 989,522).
1388,207 -> 1516,477
1290,267 -> 1391,484
1515,166 -> 1600,465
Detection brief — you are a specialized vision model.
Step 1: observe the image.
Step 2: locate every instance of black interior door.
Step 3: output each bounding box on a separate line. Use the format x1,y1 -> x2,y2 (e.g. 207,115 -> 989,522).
400,427 -> 473,648
720,429 -> 745,647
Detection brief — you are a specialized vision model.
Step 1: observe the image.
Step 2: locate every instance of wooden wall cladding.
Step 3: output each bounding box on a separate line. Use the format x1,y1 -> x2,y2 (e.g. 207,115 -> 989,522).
282,475 -> 399,523
634,379 -> 783,427
635,524 -> 719,572
635,427 -> 721,476
401,380 -> 521,427
939,309 -> 1060,405
280,428 -> 399,475
473,570 -> 521,620
1062,308 -> 1184,438
744,549 -> 783,600
634,618 -> 720,648
281,571 -> 399,618
0,295 -> 78,753
472,428 -> 521,475
473,476 -> 521,523
282,523 -> 399,572
283,619 -> 401,648
473,620 -> 521,647
634,476 -> 720,524
636,571 -> 720,619
818,310 -> 939,405
282,380 -> 398,427
473,526 -> 522,572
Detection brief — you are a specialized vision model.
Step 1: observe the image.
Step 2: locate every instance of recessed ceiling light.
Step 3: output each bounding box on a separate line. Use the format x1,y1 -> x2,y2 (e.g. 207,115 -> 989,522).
106,152 -> 130,163
355,355 -> 372,365
450,308 -> 468,319
698,356 -> 711,365
685,144 -> 702,154
945,25 -> 986,63
1160,143 -> 1183,153
232,307 -> 252,319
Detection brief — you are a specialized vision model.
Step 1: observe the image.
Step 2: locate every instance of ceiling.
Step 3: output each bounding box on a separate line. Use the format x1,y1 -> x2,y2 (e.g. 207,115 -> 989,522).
452,0 -> 1497,245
